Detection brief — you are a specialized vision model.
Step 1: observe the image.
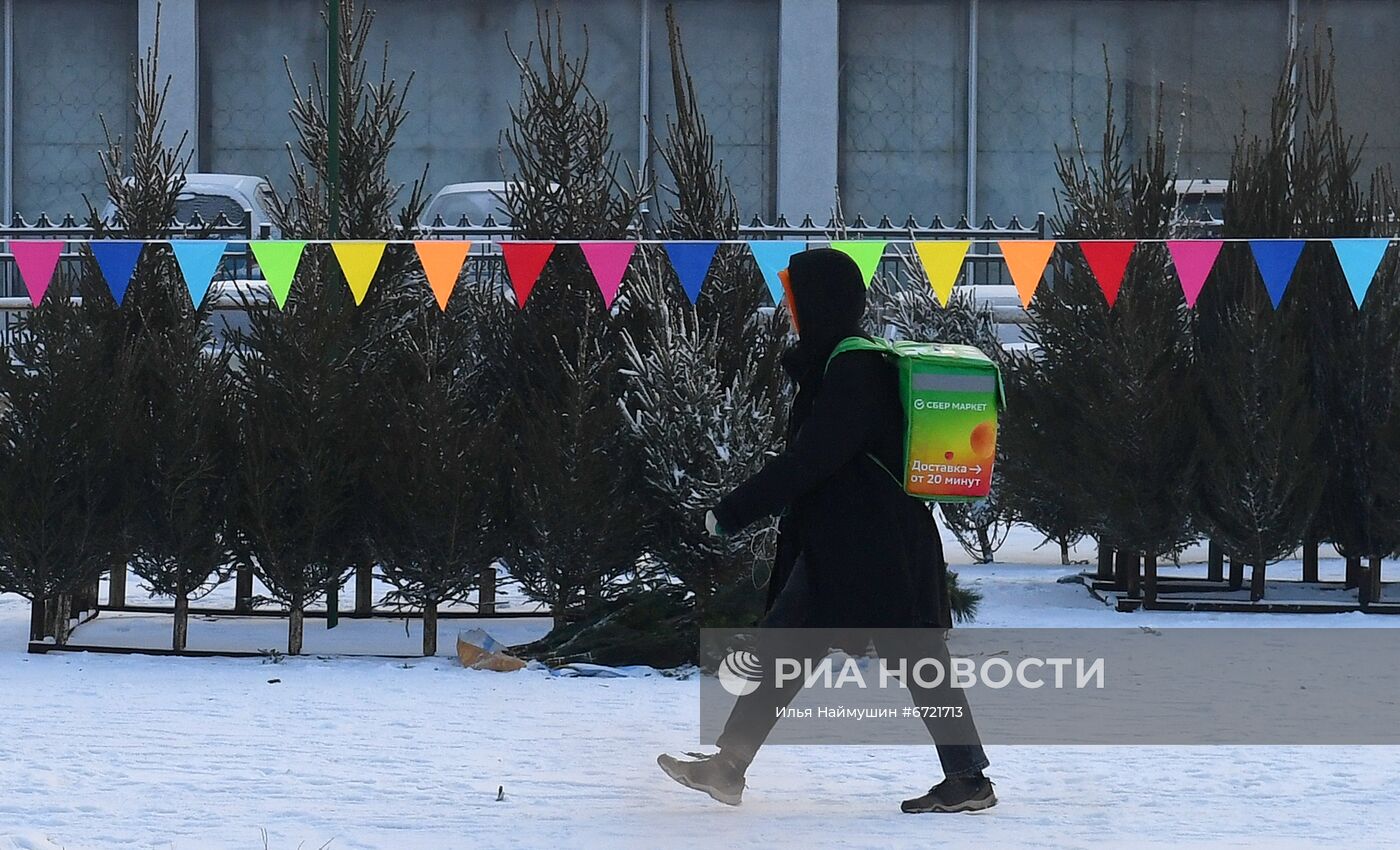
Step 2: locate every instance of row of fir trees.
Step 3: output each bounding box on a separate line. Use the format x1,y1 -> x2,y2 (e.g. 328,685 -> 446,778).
1002,41 -> 1400,603
3,9 -> 1395,662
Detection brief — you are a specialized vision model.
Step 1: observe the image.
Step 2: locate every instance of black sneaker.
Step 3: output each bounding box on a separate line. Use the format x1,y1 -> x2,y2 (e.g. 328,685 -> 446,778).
657,752 -> 746,806
901,775 -> 997,814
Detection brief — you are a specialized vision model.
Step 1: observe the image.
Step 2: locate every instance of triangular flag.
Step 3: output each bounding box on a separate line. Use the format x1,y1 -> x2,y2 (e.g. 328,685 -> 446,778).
747,241 -> 806,304
913,241 -> 970,307
332,241 -> 387,306
580,242 -> 637,309
829,240 -> 887,288
1078,241 -> 1136,308
1167,240 -> 1223,307
90,241 -> 144,305
501,242 -> 555,308
1331,238 -> 1390,308
11,241 -> 64,305
999,240 -> 1056,307
169,240 -> 227,307
1249,240 -> 1306,308
664,242 -> 719,303
250,240 -> 306,309
414,240 -> 472,311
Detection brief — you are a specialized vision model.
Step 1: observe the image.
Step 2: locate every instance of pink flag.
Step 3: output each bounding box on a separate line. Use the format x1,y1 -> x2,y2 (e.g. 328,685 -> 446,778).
12,241 -> 65,305
581,242 -> 636,309
1167,240 -> 1224,308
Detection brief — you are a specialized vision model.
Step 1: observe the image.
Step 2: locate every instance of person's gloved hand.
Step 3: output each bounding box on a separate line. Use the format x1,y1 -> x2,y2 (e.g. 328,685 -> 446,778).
704,509 -> 726,538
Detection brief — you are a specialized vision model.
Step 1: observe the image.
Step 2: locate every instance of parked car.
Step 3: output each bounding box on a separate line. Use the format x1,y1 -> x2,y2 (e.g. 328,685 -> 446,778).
1174,177 -> 1228,233
421,181 -> 514,228
102,173 -> 280,236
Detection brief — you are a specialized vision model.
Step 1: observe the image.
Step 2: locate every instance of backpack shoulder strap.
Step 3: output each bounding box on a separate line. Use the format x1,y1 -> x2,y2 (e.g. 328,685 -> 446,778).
822,336 -> 906,491
824,336 -> 894,372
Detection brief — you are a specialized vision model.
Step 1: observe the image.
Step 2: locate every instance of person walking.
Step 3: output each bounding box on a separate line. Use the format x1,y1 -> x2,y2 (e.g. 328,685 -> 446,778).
656,247 -> 995,814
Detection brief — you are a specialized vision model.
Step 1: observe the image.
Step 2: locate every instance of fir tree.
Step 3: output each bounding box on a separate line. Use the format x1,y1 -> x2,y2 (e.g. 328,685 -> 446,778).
230,0 -> 425,653
1285,43 -> 1400,591
496,6 -> 651,611
614,4 -> 788,630
98,24 -> 237,651
365,275 -> 512,656
1193,50 -> 1324,598
1009,70 -> 1197,589
0,296 -> 129,644
1053,83 -> 1196,571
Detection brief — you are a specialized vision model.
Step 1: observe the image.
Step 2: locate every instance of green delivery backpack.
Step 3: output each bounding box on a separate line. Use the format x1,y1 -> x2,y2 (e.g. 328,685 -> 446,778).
825,337 -> 1005,503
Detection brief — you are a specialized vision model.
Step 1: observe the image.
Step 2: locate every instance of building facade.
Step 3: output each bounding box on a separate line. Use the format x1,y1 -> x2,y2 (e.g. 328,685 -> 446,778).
2,0 -> 1396,227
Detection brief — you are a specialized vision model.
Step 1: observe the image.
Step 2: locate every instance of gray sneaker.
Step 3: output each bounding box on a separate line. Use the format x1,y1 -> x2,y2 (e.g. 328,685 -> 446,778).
656,752 -> 746,806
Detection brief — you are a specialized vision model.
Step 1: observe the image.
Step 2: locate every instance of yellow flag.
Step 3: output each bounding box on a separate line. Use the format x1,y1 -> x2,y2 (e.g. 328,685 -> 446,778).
913,241 -> 970,307
332,241 -> 388,305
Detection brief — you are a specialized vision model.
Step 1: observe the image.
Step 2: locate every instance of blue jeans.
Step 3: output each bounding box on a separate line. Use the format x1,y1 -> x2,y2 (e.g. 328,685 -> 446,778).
717,557 -> 990,779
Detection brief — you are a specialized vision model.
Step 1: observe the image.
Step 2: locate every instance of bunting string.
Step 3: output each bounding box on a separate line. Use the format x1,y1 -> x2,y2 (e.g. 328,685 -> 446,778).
2,237 -> 1394,312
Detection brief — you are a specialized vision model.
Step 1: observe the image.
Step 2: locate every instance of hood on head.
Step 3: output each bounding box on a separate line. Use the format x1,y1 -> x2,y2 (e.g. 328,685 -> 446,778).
784,247 -> 867,350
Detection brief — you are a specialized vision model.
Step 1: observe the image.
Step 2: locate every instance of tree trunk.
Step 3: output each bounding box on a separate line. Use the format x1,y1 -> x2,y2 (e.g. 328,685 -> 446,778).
288,592 -> 305,656
1345,556 -> 1361,590
1124,552 -> 1141,599
326,576 -> 339,630
1368,556 -> 1383,605
354,562 -> 374,617
1249,562 -> 1266,602
1207,540 -> 1223,583
49,593 -> 72,646
1096,545 -> 1115,581
977,526 -> 994,564
29,597 -> 46,642
1059,536 -> 1071,566
423,598 -> 438,657
1113,548 -> 1130,592
173,594 -> 189,652
1302,536 -> 1319,583
108,561 -> 127,609
478,565 -> 497,615
1143,554 -> 1158,604
1228,557 -> 1244,591
74,578 -> 98,615
235,565 -> 254,613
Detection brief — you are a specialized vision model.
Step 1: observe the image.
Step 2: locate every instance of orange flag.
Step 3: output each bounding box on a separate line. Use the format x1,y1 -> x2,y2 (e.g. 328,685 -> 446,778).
999,240 -> 1057,307
415,241 -> 472,311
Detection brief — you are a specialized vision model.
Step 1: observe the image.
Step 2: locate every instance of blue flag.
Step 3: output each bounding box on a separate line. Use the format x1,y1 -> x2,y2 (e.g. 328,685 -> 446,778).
747,241 -> 807,305
90,241 -> 145,306
1248,240 -> 1306,309
663,242 -> 720,304
1331,238 -> 1391,308
169,240 -> 228,307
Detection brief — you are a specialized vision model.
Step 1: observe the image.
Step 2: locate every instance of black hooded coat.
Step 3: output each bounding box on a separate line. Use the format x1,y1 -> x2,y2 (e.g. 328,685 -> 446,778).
713,248 -> 951,628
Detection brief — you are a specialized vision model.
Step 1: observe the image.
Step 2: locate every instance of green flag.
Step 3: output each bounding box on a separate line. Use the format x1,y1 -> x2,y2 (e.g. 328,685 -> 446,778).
829,240 -> 887,288
250,241 -> 308,308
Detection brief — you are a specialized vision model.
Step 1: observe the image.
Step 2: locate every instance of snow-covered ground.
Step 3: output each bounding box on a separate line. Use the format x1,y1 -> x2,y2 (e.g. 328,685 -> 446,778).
3,528 -> 1399,849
